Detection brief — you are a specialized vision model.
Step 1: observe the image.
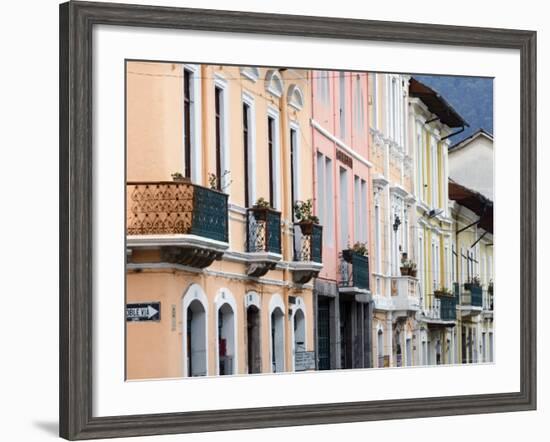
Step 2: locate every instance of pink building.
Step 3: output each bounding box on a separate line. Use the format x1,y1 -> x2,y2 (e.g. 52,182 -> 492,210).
311,70 -> 373,370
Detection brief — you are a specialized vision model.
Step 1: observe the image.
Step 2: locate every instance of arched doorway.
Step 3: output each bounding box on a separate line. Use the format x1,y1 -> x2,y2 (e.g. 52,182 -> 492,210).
271,307 -> 285,373
377,329 -> 384,368
186,299 -> 207,377
293,309 -> 306,370
246,305 -> 261,374
217,303 -> 235,375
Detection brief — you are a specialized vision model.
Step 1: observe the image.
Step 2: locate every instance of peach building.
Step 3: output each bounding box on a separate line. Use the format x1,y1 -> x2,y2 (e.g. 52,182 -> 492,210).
311,70 -> 373,370
125,62 -> 322,379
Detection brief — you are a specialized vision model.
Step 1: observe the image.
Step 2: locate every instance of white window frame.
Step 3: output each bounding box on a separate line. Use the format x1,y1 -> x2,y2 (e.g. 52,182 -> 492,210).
289,120 -> 301,207
267,106 -> 281,210
214,74 -> 230,192
182,64 -> 202,184
242,92 -> 257,206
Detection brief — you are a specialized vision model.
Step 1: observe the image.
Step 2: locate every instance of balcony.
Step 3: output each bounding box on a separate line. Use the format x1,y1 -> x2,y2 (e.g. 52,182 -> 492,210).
423,284 -> 457,326
126,181 -> 229,269
246,207 -> 282,277
338,251 -> 371,301
457,283 -> 483,317
391,276 -> 420,318
290,223 -> 323,284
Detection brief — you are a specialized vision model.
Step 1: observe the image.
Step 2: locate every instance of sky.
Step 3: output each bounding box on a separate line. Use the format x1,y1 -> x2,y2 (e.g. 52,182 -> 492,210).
414,75 -> 493,145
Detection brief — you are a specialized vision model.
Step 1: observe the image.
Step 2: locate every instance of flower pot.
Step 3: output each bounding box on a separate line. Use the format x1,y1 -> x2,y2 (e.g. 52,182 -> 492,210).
250,207 -> 269,221
409,269 -> 417,278
342,249 -> 354,263
400,267 -> 410,276
172,175 -> 191,183
298,221 -> 315,235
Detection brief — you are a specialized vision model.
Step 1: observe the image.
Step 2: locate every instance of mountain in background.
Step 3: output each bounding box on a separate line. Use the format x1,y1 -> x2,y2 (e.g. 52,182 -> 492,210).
414,75 -> 493,145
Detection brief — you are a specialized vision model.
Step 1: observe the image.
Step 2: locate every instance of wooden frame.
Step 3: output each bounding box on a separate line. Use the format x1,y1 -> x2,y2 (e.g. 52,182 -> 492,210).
59,1 -> 537,439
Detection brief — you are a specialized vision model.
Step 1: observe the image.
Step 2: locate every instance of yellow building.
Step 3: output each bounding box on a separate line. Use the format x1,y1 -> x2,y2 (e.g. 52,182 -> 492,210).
408,78 -> 468,365
369,73 -> 419,367
125,62 -> 322,379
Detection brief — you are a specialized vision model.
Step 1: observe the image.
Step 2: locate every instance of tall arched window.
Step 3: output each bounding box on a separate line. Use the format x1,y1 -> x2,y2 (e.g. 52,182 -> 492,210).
183,284 -> 208,377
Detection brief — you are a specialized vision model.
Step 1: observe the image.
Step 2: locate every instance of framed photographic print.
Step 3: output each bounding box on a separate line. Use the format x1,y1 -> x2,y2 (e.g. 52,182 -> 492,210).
59,1 -> 537,439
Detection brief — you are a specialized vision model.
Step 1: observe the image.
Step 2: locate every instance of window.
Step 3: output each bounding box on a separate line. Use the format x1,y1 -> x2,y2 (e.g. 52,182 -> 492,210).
317,71 -> 330,103
290,127 -> 299,219
214,87 -> 223,190
183,69 -> 192,179
316,153 -> 334,246
268,116 -> 275,206
339,72 -> 346,138
374,196 -> 381,273
353,177 -> 367,243
339,167 -> 349,247
371,74 -> 378,130
431,138 -> 439,208
354,75 -> 364,134
243,102 -> 251,207
416,123 -> 424,199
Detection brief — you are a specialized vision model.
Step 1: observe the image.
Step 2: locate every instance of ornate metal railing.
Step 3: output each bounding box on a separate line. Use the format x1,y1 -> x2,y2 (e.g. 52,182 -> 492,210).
293,223 -> 323,263
439,294 -> 457,321
339,251 -> 370,290
246,208 -> 281,254
461,284 -> 483,307
126,181 -> 228,242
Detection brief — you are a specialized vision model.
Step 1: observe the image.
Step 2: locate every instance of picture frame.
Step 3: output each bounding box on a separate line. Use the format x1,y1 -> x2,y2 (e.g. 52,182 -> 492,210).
59,1 -> 537,439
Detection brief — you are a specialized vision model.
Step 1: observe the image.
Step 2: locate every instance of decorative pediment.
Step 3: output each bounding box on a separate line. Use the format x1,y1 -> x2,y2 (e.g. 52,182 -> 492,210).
265,69 -> 284,98
287,84 -> 304,110
240,66 -> 260,82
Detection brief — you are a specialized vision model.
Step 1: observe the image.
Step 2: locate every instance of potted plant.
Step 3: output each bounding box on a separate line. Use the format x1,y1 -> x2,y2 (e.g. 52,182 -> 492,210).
434,286 -> 453,297
464,275 -> 481,290
293,199 -> 320,235
250,197 -> 272,221
400,259 -> 417,277
343,241 -> 368,263
171,172 -> 191,183
208,170 -> 232,191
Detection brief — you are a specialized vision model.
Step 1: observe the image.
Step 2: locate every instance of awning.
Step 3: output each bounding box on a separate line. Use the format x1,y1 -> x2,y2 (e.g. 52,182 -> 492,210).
409,78 -> 468,129
449,179 -> 493,234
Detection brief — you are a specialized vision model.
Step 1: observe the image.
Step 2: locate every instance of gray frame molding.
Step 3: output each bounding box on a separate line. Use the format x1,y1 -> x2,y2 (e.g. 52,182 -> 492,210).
59,1 -> 537,439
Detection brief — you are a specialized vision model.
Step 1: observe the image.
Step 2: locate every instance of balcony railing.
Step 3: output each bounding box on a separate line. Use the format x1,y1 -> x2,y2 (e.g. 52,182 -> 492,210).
246,208 -> 281,254
439,295 -> 457,321
291,223 -> 323,284
127,181 -> 228,242
245,207 -> 282,277
339,251 -> 370,291
293,223 -> 323,263
461,284 -> 483,308
392,276 -> 420,314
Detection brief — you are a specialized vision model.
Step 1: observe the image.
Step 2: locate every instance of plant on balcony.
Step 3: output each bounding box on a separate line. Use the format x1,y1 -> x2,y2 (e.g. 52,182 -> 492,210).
249,197 -> 273,221
464,275 -> 482,290
208,170 -> 232,191
293,199 -> 320,235
343,241 -> 368,262
488,279 -> 494,293
171,172 -> 191,183
434,286 -> 454,297
400,259 -> 417,277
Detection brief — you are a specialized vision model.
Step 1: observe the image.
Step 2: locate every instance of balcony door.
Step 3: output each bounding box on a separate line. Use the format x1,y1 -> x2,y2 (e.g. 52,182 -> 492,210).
246,306 -> 261,374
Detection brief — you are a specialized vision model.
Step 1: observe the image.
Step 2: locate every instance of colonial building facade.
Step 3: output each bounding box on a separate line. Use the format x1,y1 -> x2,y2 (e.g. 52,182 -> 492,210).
125,64 -> 493,377
126,62 -> 322,379
311,70 -> 373,370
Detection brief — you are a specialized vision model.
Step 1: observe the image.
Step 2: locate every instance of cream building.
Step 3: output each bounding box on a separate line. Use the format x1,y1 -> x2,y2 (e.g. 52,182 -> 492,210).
125,62 -> 322,379
369,73 -> 419,368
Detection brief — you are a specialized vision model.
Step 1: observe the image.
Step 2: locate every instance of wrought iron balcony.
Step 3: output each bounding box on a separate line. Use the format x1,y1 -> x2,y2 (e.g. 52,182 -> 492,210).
245,207 -> 282,277
291,223 -> 323,284
457,283 -> 483,316
126,181 -> 229,268
339,250 -> 370,293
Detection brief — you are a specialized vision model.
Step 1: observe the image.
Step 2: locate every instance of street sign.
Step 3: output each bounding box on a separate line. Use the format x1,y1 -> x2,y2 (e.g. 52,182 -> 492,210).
294,351 -> 316,371
126,302 -> 161,322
